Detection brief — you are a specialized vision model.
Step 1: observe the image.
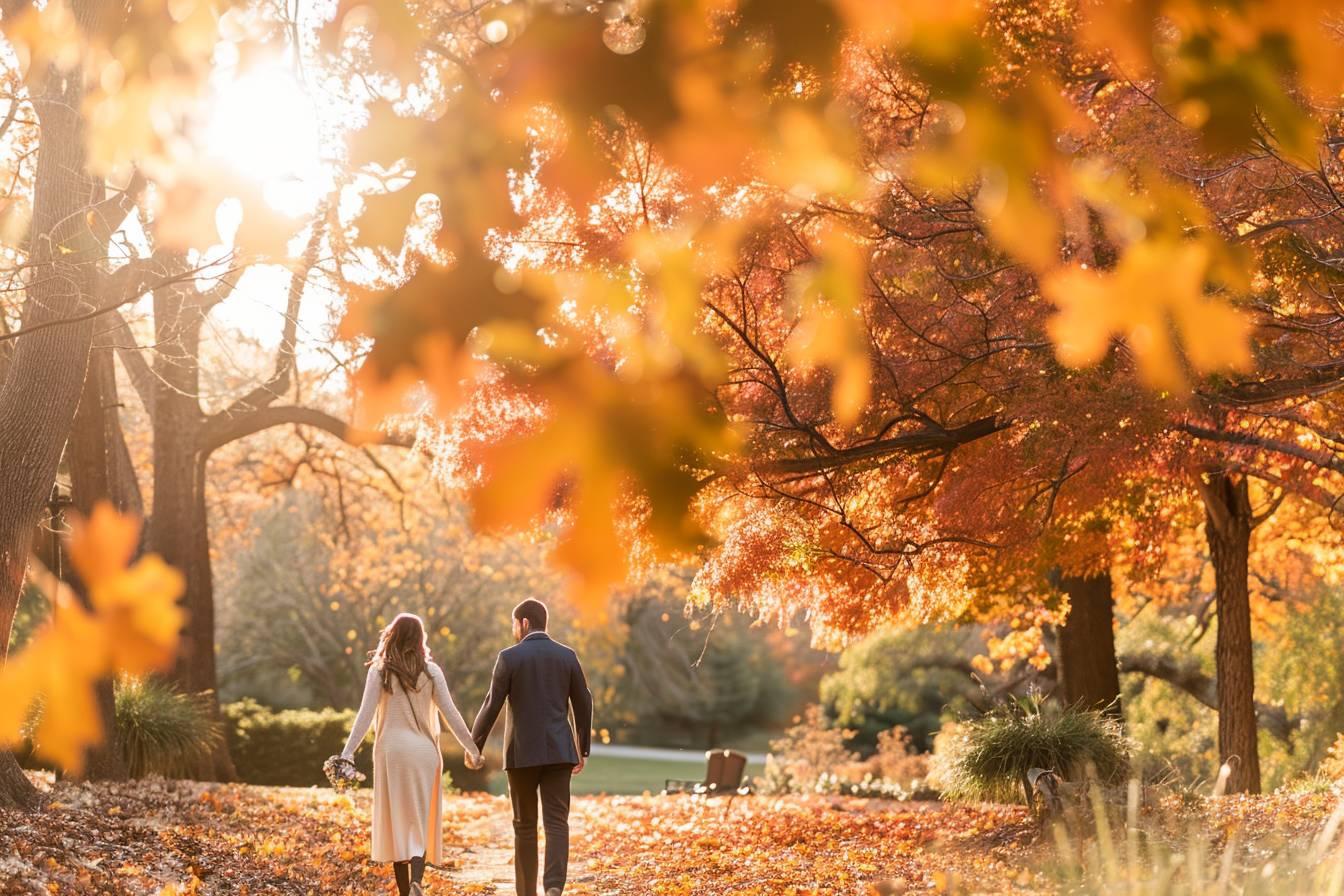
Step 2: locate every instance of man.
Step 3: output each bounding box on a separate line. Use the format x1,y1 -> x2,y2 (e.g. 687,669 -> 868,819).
472,598 -> 593,896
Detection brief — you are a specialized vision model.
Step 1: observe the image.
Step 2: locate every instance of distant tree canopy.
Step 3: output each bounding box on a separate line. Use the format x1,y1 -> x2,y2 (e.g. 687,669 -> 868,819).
608,592 -> 819,748
216,476 -> 554,711
821,628 -> 982,751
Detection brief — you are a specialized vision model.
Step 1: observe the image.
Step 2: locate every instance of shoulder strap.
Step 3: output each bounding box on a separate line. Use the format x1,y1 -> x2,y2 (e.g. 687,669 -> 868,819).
403,675 -> 439,750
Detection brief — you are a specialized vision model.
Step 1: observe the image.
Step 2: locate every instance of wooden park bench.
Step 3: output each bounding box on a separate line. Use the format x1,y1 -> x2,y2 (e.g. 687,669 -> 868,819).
663,749 -> 753,804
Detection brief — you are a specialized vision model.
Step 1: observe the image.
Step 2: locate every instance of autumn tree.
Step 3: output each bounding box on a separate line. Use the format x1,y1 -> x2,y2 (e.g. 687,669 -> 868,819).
59,308 -> 147,783
1112,496 -> 1344,761
685,6 -> 1344,796
373,3 -> 1344,796
0,0 -> 408,789
112,229 -> 425,776
202,0 -> 1344,797
0,0 -> 159,807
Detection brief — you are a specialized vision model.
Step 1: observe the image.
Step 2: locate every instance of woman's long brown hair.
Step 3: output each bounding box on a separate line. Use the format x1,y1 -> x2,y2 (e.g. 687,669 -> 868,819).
368,613 -> 430,693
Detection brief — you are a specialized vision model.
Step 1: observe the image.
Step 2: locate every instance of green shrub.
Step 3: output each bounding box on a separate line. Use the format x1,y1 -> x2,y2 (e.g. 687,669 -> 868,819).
225,698 -> 369,786
820,627 -> 975,751
14,696 -> 54,772
115,677 -> 222,778
937,695 -> 1130,804
223,698 -> 488,790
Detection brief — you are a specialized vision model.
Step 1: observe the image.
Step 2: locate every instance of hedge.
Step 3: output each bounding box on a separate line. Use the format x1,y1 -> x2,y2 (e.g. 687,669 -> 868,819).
222,699 -> 494,791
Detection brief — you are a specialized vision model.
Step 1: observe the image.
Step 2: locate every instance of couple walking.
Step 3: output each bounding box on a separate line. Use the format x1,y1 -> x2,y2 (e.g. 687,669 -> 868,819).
339,599 -> 593,896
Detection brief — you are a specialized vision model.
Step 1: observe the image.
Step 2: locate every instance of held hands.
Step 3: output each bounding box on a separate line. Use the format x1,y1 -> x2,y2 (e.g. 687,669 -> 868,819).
464,750 -> 485,771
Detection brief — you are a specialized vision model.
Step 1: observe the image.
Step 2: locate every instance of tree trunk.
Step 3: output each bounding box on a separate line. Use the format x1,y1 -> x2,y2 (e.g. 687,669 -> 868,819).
144,275 -> 237,780
153,438 -> 213,696
1054,570 -> 1122,720
1199,470 -> 1261,795
0,0 -> 118,808
64,338 -> 138,782
138,221 -> 334,781
133,218 -> 377,781
157,456 -> 236,781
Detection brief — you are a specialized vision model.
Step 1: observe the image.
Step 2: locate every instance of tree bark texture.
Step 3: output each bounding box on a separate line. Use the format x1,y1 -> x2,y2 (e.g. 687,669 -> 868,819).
1054,570 -> 1122,720
65,333 -> 142,782
1199,469 -> 1261,795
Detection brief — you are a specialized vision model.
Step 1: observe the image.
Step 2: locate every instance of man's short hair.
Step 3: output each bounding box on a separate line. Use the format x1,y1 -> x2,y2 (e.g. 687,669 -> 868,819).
513,598 -> 548,632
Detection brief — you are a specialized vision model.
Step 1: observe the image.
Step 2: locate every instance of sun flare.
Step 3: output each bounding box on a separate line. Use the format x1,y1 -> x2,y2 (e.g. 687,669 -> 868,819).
204,64 -> 329,213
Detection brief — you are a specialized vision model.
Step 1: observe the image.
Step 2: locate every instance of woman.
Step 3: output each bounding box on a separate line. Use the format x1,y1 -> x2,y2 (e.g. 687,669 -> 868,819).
340,613 -> 484,896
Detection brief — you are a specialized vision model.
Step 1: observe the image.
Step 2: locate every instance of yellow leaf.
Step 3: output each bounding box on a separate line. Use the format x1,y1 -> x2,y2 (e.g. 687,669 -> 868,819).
0,596 -> 108,774
1044,239 -> 1251,388
767,108 -> 861,201
1041,266 -> 1115,369
92,555 -> 187,676
471,417 -> 580,533
979,175 -> 1060,273
0,504 -> 183,773
68,503 -> 140,586
468,360 -> 731,612
151,164 -> 305,258
1077,0 -> 1159,77
0,645 -> 40,744
2,1 -> 84,81
551,472 -> 626,619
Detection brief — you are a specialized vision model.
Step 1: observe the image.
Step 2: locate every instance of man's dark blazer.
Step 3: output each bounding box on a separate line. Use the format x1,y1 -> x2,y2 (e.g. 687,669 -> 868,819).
471,631 -> 593,770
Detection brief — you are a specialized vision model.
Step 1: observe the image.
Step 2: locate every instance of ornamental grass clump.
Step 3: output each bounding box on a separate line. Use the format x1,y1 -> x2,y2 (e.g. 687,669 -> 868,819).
939,695 -> 1130,805
115,676 -> 222,779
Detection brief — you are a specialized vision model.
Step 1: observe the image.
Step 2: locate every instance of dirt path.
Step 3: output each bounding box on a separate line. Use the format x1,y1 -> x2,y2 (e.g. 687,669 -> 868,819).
441,808 -> 515,894
439,797 -> 599,896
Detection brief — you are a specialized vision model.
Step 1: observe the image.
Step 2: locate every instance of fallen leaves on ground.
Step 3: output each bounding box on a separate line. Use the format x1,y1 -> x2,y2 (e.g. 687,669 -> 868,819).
5,776 -> 1344,895
1193,787 -> 1344,847
564,795 -> 1040,895
0,776 -> 1041,895
0,773 -> 491,896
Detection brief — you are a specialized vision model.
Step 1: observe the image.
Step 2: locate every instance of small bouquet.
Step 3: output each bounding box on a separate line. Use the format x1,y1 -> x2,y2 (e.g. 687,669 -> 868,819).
323,755 -> 367,791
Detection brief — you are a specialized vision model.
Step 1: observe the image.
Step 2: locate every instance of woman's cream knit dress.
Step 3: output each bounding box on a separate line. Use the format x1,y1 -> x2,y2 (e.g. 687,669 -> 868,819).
341,660 -> 476,864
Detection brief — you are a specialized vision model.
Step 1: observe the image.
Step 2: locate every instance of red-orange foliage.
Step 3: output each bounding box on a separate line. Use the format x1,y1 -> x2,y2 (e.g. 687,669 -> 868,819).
390,4 -> 1344,794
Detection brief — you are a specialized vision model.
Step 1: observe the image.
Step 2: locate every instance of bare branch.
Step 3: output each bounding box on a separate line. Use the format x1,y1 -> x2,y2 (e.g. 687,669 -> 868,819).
206,205 -> 327,424
763,415 -> 1005,476
0,255 -> 237,344
1208,359 -> 1344,407
1118,651 -> 1299,743
1180,421 -> 1344,478
198,404 -> 415,457
105,310 -> 157,419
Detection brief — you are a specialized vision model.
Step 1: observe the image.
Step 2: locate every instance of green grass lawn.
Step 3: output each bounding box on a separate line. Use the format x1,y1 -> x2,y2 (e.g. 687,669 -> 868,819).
483,754 -> 765,796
